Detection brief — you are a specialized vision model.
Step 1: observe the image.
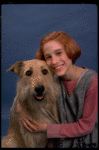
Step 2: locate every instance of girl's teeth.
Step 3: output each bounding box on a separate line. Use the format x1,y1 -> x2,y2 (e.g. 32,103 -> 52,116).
56,65 -> 63,70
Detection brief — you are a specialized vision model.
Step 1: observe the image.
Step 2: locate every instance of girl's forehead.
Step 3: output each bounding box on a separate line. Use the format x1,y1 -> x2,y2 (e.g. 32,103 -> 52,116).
43,40 -> 64,54
44,40 -> 63,48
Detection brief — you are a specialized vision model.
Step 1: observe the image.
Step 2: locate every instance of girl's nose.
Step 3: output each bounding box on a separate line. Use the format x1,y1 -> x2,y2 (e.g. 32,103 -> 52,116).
51,56 -> 59,65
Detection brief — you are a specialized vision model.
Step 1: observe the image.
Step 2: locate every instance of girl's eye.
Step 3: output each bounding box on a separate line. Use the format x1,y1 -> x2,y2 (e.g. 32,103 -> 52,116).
45,56 -> 51,60
56,52 -> 62,55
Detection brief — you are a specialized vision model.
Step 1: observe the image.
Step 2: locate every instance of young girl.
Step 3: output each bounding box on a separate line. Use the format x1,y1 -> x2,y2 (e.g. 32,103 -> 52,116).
17,31 -> 98,148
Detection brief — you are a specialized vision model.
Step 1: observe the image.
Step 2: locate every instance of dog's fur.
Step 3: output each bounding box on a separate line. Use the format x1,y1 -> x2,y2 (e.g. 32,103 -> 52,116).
2,59 -> 60,148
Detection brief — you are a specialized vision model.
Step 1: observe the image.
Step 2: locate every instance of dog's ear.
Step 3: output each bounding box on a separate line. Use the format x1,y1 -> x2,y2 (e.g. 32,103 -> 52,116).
6,61 -> 24,76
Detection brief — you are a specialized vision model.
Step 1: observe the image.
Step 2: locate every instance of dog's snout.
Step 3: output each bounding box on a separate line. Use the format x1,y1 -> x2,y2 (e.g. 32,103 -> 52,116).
35,85 -> 45,95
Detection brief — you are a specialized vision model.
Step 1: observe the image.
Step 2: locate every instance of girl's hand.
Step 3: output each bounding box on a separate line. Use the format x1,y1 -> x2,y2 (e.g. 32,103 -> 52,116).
17,101 -> 47,132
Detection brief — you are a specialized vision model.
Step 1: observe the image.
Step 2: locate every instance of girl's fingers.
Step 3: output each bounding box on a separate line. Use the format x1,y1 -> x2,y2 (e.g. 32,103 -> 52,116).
26,119 -> 38,130
23,117 -> 39,127
30,119 -> 39,126
30,119 -> 38,123
21,119 -> 33,132
21,118 -> 37,132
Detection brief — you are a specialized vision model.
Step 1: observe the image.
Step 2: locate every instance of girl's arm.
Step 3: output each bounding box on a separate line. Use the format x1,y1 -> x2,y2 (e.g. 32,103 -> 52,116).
47,75 -> 98,138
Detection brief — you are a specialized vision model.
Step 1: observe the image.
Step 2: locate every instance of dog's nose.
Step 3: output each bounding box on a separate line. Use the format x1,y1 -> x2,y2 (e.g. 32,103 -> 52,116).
35,85 -> 45,95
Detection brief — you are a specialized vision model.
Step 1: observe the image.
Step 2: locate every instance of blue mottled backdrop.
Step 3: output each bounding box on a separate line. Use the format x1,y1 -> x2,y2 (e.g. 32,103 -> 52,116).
1,4 -> 98,137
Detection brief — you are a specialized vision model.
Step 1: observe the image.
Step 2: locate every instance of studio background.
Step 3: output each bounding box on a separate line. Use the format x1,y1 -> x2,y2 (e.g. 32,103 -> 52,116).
1,4 -> 98,137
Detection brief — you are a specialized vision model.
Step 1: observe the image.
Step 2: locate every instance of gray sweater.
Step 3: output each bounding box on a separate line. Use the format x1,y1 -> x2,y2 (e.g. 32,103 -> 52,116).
54,68 -> 98,148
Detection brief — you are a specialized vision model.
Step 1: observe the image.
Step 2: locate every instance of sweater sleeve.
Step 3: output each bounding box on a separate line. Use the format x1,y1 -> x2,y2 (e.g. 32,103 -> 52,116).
47,75 -> 98,138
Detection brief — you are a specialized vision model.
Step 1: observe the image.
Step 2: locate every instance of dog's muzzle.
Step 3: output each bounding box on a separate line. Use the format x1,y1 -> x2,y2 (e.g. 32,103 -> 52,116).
34,85 -> 45,101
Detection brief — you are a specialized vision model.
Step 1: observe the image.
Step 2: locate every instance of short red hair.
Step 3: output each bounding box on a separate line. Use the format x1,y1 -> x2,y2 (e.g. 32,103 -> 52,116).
35,31 -> 81,64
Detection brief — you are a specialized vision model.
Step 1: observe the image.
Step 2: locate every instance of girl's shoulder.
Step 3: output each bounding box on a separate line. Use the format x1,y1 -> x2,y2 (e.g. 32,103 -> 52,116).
77,68 -> 98,91
85,68 -> 98,83
87,68 -> 98,75
81,66 -> 97,75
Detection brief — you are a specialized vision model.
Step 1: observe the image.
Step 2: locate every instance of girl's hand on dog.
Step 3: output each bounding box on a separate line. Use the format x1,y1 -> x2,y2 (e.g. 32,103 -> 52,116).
17,101 -> 47,133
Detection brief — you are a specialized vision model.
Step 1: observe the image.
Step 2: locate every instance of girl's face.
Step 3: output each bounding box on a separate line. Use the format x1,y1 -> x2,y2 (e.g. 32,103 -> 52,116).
43,40 -> 73,77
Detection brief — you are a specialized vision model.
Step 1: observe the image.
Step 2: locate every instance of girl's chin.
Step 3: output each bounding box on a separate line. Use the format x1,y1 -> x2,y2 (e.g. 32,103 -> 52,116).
54,71 -> 65,77
52,64 -> 66,76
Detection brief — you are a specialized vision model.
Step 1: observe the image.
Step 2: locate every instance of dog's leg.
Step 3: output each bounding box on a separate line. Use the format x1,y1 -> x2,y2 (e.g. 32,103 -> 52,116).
1,135 -> 19,148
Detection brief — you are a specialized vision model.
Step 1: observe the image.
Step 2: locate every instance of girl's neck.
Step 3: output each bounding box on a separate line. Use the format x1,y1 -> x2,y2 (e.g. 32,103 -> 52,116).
61,65 -> 84,81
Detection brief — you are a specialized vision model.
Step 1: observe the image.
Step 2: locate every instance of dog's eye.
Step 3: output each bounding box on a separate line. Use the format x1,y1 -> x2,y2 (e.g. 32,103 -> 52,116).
42,69 -> 48,75
25,70 -> 32,76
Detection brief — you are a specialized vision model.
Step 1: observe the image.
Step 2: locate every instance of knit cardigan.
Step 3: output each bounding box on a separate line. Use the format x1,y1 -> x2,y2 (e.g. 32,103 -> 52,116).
50,68 -> 98,148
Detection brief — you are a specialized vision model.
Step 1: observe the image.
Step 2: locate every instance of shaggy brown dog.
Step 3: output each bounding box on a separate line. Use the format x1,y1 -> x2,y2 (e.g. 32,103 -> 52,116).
2,59 -> 60,148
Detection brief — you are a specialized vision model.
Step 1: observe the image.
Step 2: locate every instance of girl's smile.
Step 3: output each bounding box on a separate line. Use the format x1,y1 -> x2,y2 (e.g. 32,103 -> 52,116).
52,63 -> 65,72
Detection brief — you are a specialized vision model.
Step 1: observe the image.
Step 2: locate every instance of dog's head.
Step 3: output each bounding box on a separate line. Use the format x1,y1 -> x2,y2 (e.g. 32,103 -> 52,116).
6,59 -> 57,102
